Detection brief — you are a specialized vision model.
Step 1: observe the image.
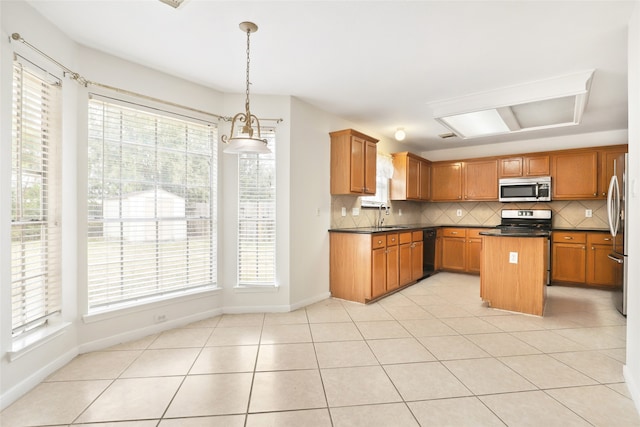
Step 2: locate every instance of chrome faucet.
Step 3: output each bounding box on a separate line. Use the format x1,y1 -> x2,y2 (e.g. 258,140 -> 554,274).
377,204 -> 386,228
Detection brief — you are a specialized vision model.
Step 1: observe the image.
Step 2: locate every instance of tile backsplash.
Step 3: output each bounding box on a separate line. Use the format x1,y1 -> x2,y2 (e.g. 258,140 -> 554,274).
331,196 -> 609,230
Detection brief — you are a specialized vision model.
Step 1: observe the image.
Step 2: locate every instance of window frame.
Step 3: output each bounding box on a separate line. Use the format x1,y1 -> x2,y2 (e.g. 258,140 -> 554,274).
86,94 -> 218,313
10,57 -> 63,338
236,128 -> 277,287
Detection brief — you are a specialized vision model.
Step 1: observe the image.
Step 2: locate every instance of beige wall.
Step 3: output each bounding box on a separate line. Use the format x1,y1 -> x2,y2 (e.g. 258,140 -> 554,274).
331,196 -> 608,230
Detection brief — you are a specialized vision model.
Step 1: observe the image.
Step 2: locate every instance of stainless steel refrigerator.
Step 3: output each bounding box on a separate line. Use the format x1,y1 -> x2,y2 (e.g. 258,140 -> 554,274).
607,153 -> 628,315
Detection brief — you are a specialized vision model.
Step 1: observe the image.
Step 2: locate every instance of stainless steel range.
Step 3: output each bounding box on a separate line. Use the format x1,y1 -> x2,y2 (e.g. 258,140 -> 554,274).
497,209 -> 552,234
496,209 -> 552,284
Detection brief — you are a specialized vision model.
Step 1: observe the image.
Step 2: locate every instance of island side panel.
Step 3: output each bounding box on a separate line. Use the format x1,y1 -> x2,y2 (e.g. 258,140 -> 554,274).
330,232 -> 372,303
480,236 -> 547,316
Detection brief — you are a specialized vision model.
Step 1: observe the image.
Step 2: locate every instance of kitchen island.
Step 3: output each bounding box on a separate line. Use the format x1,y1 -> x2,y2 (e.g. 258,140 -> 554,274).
479,230 -> 549,316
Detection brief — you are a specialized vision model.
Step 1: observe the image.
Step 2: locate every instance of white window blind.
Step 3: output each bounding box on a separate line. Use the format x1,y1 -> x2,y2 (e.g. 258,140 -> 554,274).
238,130 -> 276,285
11,60 -> 62,337
87,97 -> 217,311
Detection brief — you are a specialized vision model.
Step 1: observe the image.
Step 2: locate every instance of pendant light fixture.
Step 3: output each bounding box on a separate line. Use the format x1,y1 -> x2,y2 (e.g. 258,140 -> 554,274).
222,21 -> 270,154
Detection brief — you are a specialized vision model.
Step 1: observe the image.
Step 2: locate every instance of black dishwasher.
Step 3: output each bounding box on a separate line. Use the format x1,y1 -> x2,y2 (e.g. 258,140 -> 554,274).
423,228 -> 437,278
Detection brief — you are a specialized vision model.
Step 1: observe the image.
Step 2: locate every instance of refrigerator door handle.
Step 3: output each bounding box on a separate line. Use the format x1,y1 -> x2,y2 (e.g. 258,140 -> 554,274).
607,174 -> 620,236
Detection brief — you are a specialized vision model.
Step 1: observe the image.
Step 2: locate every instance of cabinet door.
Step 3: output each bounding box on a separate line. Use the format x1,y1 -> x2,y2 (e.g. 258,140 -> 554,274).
466,238 -> 482,273
364,140 -> 377,195
386,244 -> 399,291
399,243 -> 412,286
499,157 -> 523,178
551,243 -> 586,283
441,237 -> 466,271
599,149 -> 626,198
411,241 -> 424,280
349,136 -> 366,193
464,159 -> 498,200
419,160 -> 431,200
551,151 -> 598,199
431,162 -> 463,201
407,156 -> 420,199
371,247 -> 387,298
524,154 -> 550,177
587,244 -> 620,287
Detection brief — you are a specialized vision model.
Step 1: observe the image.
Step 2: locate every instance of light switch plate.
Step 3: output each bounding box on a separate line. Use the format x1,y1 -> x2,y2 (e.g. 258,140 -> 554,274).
509,252 -> 518,264
352,207 -> 360,216
585,209 -> 592,218
341,207 -> 346,217
456,209 -> 462,217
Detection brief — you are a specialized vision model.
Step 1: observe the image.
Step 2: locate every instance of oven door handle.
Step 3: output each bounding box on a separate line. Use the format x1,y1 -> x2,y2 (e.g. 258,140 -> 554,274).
608,253 -> 624,264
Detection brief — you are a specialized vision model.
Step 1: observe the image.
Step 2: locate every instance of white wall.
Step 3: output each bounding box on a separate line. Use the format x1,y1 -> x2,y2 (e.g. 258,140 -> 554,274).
1,0 -> 81,409
624,1 -> 640,412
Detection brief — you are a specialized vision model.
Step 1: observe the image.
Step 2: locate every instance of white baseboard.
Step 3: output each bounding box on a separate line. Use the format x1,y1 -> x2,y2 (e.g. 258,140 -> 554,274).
78,307 -> 223,354
0,347 -> 77,411
624,364 -> 640,415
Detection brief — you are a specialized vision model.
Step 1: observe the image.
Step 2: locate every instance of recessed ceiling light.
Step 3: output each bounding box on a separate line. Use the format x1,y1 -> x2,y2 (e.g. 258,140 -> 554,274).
430,70 -> 594,139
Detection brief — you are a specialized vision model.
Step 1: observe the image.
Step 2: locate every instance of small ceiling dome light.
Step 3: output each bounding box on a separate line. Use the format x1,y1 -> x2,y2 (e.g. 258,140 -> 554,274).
223,21 -> 270,154
394,128 -> 406,141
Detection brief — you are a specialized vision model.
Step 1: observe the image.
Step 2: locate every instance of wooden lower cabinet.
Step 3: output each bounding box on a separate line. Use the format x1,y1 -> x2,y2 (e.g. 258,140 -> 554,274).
440,227 -> 483,274
330,229 -> 423,304
551,231 -> 621,287
586,233 -> 622,287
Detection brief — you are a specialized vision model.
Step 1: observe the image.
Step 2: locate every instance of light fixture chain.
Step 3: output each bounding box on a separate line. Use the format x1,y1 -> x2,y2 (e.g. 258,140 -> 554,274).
245,26 -> 251,115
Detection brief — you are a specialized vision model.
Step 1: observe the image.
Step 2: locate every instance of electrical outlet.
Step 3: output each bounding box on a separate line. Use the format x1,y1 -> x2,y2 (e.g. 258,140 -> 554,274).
456,209 -> 462,217
352,207 -> 360,216
154,314 -> 167,323
341,207 -> 346,217
509,252 -> 518,264
585,209 -> 592,218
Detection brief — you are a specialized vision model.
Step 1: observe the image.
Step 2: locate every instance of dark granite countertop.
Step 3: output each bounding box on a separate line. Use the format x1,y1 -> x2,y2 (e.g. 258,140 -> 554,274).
329,225 -> 609,235
479,229 -> 551,238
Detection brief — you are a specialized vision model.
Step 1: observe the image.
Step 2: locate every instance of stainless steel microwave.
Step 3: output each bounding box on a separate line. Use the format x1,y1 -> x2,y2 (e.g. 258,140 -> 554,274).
499,177 -> 552,202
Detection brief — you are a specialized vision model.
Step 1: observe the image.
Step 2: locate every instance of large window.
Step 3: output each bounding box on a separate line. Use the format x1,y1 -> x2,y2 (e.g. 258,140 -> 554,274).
11,59 -> 62,337
237,130 -> 276,285
87,96 -> 217,312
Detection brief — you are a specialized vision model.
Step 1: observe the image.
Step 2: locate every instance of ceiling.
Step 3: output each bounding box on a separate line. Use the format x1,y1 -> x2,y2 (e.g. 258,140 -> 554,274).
24,0 -> 636,151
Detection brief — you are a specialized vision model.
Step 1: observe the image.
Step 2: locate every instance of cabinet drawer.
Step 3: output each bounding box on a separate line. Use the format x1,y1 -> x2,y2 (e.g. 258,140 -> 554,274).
386,233 -> 399,246
587,233 -> 614,246
466,228 -> 484,239
372,235 -> 386,249
399,232 -> 412,244
442,228 -> 464,237
552,231 -> 586,244
412,230 -> 423,241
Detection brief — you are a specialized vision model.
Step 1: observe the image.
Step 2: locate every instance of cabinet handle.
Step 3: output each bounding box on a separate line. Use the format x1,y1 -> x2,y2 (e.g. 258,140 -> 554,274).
451,231 -> 458,235
563,236 -> 573,240
582,246 -> 586,250
592,247 -> 595,250
593,192 -> 597,196
378,240 -> 383,245
458,196 -> 462,199
604,238 -> 611,241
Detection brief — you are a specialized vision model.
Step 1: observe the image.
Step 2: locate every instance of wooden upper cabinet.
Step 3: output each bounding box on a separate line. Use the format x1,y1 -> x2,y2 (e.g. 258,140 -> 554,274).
330,129 -> 378,195
431,162 -> 463,201
464,159 -> 498,201
599,146 -> 627,198
499,154 -> 550,178
551,150 -> 599,199
390,152 -> 430,201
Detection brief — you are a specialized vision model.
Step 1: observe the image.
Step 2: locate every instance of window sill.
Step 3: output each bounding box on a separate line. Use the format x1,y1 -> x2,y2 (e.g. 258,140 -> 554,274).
9,320 -> 72,362
83,286 -> 222,324
233,284 -> 279,293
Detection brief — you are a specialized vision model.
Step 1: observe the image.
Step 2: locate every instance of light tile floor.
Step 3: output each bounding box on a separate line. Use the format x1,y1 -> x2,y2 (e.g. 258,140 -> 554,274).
2,272 -> 639,426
